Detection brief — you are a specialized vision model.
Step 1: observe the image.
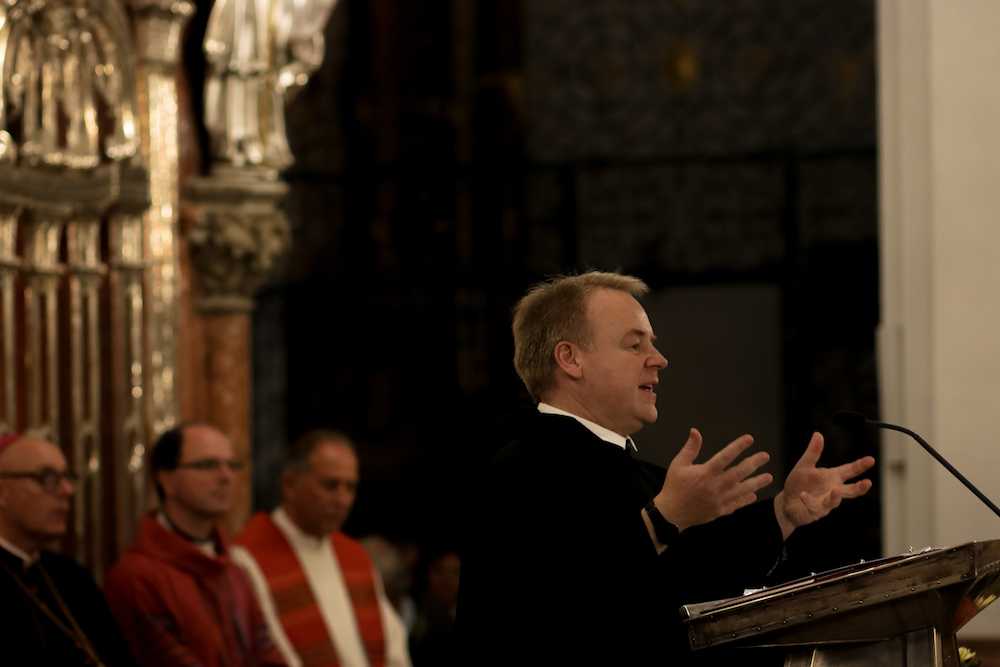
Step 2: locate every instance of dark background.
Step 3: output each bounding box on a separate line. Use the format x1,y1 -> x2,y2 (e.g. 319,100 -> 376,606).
186,0 -> 883,576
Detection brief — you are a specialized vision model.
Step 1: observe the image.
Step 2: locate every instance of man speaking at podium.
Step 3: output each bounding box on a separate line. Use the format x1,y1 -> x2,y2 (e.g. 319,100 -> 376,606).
456,271 -> 875,665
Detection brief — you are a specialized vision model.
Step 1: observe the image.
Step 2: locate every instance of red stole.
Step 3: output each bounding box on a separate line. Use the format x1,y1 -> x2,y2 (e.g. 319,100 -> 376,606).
237,512 -> 386,667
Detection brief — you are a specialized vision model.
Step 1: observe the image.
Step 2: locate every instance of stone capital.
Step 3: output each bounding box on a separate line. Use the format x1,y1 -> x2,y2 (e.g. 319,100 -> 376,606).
184,168 -> 291,314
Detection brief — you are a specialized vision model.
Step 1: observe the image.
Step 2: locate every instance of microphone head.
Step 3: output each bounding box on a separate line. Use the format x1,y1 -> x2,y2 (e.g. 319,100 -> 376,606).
832,411 -> 870,432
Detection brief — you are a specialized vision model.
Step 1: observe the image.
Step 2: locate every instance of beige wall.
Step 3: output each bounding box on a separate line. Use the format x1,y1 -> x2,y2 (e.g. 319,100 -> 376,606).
879,0 -> 1000,636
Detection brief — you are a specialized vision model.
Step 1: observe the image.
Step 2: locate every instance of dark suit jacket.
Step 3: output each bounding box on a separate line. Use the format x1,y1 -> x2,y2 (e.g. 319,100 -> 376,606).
456,410 -> 785,666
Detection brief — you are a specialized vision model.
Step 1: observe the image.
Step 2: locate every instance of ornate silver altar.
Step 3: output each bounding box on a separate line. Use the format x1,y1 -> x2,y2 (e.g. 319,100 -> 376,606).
682,540 -> 1000,667
0,0 -> 152,574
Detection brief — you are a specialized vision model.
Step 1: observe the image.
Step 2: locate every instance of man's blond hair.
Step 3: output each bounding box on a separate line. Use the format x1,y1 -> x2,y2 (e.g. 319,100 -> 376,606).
512,271 -> 649,401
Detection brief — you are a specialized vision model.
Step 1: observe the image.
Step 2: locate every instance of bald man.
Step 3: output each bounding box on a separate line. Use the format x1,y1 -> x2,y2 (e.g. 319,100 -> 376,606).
0,433 -> 138,666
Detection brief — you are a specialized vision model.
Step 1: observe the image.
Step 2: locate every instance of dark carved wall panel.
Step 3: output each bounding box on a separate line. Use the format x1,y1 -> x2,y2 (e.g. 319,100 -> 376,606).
525,0 -> 876,161
798,157 -> 878,245
576,163 -> 787,272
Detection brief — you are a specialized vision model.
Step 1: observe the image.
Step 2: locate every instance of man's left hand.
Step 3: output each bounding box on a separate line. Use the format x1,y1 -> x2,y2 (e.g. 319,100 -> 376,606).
774,432 -> 875,540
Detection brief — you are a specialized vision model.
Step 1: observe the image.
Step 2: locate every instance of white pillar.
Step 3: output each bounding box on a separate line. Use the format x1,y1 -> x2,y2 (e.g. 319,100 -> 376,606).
879,0 -> 1000,637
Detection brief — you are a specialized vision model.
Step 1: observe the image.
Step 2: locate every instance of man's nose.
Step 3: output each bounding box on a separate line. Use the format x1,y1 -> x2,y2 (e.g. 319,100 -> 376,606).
650,346 -> 668,369
57,476 -> 74,496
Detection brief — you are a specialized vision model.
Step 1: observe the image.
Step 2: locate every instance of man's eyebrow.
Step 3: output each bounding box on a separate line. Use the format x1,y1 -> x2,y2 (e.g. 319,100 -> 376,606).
626,329 -> 657,343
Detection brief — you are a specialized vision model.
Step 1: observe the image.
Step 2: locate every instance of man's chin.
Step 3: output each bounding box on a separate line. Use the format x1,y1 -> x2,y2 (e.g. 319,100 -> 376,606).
200,505 -> 231,521
39,527 -> 67,544
321,519 -> 346,535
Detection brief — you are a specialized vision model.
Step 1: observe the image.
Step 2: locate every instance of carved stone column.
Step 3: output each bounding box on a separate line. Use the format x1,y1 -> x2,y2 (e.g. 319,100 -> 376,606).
202,313 -> 252,536
185,167 -> 289,535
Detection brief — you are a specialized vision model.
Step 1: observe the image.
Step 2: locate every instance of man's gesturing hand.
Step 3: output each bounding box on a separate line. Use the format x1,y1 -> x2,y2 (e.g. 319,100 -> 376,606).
773,432 -> 875,541
652,428 -> 773,533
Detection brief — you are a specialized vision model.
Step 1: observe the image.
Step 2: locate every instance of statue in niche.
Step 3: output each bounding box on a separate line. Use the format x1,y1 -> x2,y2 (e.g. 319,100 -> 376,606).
0,0 -> 140,170
203,0 -> 338,172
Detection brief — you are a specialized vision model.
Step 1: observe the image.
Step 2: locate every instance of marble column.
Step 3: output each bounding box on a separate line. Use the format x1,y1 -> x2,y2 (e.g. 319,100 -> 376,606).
204,315 -> 252,536
184,168 -> 290,535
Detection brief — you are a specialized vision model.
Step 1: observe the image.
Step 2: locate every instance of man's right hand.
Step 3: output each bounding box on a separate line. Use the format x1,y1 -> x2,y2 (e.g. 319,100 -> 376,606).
652,428 -> 773,533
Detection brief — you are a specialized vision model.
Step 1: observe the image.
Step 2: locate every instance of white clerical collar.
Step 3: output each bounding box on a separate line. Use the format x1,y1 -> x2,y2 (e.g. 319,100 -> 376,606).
537,402 -> 637,453
0,532 -> 39,567
156,511 -> 218,558
273,506 -> 328,550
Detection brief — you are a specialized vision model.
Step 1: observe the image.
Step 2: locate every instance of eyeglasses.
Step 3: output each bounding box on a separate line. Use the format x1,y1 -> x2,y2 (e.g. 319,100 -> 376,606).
0,468 -> 77,493
175,458 -> 246,472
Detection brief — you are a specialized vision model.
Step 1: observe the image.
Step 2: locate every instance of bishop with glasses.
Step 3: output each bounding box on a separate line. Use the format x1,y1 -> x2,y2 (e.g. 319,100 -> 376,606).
0,432 -> 138,666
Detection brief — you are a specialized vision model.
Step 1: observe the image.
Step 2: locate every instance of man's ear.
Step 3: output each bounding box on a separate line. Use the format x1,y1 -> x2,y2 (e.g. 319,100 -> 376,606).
156,470 -> 174,500
553,341 -> 584,380
280,470 -> 297,501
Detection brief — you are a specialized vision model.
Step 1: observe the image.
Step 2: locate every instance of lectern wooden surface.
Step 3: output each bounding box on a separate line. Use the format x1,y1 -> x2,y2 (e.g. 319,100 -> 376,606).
681,540 -> 1000,667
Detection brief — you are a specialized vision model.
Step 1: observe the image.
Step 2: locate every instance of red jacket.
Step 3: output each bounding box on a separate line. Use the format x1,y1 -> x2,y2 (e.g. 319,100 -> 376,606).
104,513 -> 284,667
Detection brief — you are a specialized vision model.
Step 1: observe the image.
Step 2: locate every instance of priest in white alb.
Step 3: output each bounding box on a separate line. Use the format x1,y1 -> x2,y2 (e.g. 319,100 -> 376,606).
232,429 -> 411,667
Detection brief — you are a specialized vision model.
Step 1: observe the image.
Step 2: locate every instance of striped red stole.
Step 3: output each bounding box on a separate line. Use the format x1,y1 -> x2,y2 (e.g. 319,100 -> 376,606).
237,512 -> 386,667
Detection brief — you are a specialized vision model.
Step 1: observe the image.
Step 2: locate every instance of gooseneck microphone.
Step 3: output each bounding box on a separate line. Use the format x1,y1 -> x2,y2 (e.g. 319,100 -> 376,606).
833,411 -> 1000,520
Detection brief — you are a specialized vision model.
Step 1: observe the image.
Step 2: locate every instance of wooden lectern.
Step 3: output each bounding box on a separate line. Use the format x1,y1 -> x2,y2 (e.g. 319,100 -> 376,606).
682,540 -> 1000,667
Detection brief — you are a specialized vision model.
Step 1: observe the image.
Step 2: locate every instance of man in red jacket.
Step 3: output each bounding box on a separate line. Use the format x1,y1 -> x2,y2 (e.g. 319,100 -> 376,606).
104,424 -> 285,667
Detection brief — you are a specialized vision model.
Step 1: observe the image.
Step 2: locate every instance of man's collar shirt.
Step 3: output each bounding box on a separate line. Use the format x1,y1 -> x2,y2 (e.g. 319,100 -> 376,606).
537,402 -> 637,453
0,533 -> 38,570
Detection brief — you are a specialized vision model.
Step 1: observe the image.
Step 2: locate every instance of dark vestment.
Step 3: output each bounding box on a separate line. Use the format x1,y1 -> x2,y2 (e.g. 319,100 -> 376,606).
409,593 -> 459,667
456,411 -> 786,666
0,543 -> 139,667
